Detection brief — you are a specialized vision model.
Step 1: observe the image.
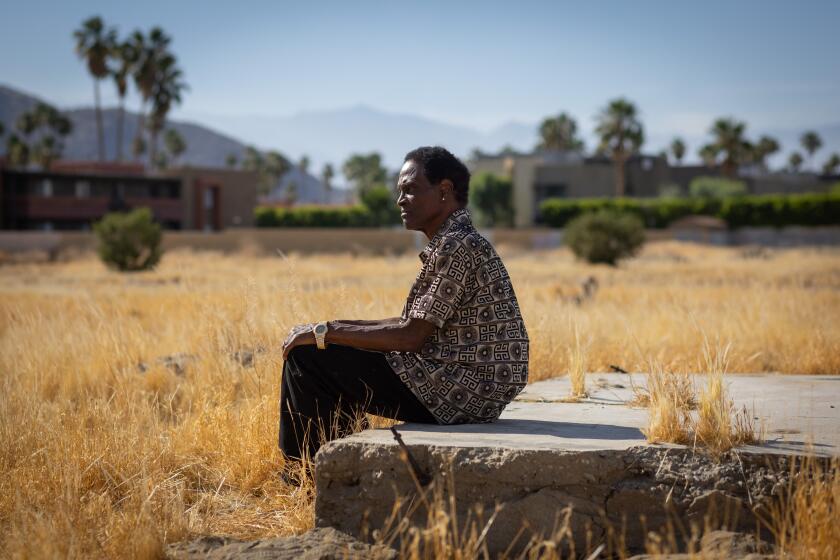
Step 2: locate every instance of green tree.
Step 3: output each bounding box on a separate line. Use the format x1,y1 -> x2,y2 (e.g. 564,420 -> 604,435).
822,153 -> 840,176
74,16 -> 115,162
788,152 -> 804,173
111,39 -> 139,161
470,172 -> 514,227
699,143 -> 719,168
225,153 -> 238,168
343,152 -> 387,195
537,112 -> 584,152
800,131 -> 822,170
94,208 -> 163,272
753,135 -> 780,168
299,155 -> 310,175
359,185 -> 400,226
163,128 -> 186,166
12,103 -> 73,169
708,118 -> 752,178
595,98 -> 644,197
670,137 -> 686,165
6,134 -> 30,167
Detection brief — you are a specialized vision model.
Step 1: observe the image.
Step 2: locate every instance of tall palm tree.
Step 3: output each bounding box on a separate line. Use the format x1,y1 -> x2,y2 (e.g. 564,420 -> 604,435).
111,39 -> 139,161
800,131 -> 822,170
322,163 -> 334,203
822,153 -> 840,176
709,118 -> 751,178
164,128 -> 186,166
698,144 -> 719,168
131,28 -> 172,164
670,137 -> 686,165
753,135 -> 780,169
595,98 -> 644,197
788,152 -> 803,173
74,16 -> 115,162
148,53 -> 187,166
537,112 -> 584,152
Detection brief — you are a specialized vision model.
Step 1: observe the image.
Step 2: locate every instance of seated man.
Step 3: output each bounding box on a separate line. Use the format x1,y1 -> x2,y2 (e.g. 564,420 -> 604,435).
279,146 -> 529,463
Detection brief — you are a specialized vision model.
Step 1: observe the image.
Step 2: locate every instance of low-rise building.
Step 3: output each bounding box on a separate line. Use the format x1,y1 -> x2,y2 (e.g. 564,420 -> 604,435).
0,160 -> 258,231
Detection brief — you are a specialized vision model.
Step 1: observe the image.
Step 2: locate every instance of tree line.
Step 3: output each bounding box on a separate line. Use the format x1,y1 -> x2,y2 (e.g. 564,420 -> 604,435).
513,98 -> 840,197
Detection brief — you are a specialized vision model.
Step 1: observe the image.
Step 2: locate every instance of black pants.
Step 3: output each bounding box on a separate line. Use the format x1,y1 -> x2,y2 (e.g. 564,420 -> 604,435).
279,344 -> 437,461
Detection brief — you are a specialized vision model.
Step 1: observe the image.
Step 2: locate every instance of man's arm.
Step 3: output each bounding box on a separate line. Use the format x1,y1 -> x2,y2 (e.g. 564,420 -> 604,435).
330,317 -> 404,327
325,318 -> 435,353
280,317 -> 436,359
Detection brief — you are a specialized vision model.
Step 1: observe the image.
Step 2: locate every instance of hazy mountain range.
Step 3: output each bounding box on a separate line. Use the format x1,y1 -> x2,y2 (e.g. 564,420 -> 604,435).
2,83 -> 839,180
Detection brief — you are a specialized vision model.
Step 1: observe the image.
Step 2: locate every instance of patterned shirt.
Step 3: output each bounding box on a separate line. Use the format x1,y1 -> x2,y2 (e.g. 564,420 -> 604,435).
387,208 -> 529,424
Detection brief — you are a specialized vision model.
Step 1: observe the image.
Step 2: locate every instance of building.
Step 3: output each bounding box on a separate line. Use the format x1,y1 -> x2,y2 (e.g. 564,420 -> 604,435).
469,151 -> 833,227
0,160 -> 258,231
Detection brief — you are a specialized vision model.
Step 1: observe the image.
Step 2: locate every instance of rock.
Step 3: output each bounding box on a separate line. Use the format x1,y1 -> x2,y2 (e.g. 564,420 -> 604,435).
156,353 -> 196,376
166,528 -> 396,560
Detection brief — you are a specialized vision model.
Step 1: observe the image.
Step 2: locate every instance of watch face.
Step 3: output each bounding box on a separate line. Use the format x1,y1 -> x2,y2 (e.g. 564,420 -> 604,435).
315,324 -> 327,334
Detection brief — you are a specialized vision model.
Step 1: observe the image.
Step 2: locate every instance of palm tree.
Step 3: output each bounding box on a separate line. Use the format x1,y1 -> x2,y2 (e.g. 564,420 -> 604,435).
111,39 -> 139,161
321,163 -> 334,203
74,16 -> 116,162
670,137 -> 686,165
131,27 -> 172,164
708,118 -> 752,178
800,131 -> 822,170
147,53 -> 187,166
788,152 -> 803,173
753,135 -> 780,169
164,128 -> 186,166
595,98 -> 644,197
299,155 -> 310,175
537,112 -> 584,152
6,134 -> 30,167
698,144 -> 718,168
822,153 -> 840,176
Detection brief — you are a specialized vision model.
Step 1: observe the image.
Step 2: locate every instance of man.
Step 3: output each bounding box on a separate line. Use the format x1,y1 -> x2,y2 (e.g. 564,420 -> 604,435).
279,146 -> 529,463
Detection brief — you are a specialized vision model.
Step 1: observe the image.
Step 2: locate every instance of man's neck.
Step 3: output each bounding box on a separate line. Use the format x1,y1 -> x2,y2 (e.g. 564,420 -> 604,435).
421,206 -> 463,240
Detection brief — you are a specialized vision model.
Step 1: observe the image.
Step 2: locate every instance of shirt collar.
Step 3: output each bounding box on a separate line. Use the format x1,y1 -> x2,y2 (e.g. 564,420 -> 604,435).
418,208 -> 472,263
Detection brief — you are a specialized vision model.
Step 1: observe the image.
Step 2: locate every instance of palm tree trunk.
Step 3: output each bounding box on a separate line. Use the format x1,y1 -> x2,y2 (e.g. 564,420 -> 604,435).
116,97 -> 125,161
134,101 -> 145,163
94,79 -> 104,162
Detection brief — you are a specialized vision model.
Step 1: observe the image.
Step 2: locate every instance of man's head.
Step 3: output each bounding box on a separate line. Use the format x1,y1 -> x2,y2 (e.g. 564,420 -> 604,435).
397,146 -> 470,234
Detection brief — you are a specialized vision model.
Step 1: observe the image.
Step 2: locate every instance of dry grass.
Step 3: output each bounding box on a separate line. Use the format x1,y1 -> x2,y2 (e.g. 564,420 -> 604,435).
565,320 -> 589,400
1,242 -> 838,557
766,457 -> 840,560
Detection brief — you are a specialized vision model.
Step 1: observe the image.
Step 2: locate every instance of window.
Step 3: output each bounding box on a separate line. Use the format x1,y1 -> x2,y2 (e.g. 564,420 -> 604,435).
38,178 -> 53,197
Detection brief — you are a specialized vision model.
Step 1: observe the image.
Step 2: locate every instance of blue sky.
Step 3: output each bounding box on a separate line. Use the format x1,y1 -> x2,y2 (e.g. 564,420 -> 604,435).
2,0 -> 839,146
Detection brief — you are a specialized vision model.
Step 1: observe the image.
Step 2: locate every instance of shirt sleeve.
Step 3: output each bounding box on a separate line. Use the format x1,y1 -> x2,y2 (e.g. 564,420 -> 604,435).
408,240 -> 474,328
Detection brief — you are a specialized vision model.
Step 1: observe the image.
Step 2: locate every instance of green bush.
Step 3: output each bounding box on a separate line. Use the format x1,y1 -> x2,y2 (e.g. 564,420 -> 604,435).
93,208 -> 162,272
540,192 -> 840,229
688,176 -> 747,198
563,210 -> 645,265
255,205 -> 376,227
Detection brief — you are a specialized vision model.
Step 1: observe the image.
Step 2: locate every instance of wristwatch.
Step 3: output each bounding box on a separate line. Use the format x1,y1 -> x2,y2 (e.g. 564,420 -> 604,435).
313,322 -> 328,350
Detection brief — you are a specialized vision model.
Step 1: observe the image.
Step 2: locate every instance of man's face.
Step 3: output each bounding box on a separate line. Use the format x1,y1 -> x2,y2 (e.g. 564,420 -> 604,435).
396,160 -> 445,231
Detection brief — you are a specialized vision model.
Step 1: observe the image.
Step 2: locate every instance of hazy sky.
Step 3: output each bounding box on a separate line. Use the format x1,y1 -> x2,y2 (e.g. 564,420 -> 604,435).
2,0 -> 839,139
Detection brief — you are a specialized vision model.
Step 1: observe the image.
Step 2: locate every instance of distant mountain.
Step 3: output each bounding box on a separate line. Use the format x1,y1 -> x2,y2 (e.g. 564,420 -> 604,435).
0,83 -> 250,167
191,105 -> 540,169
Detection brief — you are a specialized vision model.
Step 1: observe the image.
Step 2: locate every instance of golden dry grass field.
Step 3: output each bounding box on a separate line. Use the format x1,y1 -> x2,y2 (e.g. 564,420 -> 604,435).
1,241 -> 839,558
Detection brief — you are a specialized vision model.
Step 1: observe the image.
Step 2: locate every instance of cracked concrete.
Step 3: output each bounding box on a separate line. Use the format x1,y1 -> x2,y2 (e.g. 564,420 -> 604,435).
314,374 -> 839,554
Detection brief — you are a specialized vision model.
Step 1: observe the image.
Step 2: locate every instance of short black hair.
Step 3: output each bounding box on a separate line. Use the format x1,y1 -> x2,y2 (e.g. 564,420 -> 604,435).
404,146 -> 471,204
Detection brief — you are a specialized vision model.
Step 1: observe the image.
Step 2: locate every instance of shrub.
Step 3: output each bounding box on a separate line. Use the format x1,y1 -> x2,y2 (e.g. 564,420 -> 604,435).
688,176 -> 747,198
93,208 -> 162,272
563,209 -> 645,265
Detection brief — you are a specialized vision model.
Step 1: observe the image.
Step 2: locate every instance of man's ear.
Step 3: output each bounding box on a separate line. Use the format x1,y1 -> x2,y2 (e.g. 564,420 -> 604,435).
439,179 -> 454,199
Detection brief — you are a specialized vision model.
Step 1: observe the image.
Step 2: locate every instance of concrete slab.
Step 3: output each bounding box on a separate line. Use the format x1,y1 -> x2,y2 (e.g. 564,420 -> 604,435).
339,373 -> 840,456
314,373 -> 840,555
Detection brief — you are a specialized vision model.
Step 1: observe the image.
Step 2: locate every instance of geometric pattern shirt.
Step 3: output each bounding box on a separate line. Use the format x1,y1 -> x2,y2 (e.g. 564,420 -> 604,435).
386,208 -> 529,424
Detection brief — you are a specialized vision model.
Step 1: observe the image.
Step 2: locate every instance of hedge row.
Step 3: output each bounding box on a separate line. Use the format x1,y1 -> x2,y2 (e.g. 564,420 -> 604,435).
255,205 -> 380,227
539,193 -> 840,229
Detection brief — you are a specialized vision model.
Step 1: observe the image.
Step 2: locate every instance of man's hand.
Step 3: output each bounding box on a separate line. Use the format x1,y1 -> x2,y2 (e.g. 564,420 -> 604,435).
282,324 -> 316,360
